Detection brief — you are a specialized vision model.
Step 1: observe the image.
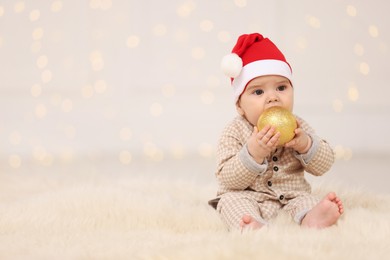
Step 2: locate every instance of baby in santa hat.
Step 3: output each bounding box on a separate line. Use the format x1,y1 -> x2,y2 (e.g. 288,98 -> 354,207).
208,33 -> 343,231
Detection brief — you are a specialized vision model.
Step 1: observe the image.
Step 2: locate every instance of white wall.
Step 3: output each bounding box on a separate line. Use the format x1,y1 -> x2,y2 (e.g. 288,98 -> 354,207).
1,0 -> 389,169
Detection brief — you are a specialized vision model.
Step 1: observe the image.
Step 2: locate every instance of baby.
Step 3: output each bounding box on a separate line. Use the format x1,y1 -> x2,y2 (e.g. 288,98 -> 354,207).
208,33 -> 343,231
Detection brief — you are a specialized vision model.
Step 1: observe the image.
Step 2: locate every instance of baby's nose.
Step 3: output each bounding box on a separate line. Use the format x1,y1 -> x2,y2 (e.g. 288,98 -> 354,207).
267,96 -> 279,103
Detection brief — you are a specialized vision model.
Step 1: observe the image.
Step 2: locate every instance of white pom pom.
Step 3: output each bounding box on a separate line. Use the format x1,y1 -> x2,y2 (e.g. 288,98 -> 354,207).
221,53 -> 242,78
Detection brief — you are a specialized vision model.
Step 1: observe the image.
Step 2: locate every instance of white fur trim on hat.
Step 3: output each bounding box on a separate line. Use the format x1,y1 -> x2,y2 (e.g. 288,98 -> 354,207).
232,59 -> 292,102
221,53 -> 243,78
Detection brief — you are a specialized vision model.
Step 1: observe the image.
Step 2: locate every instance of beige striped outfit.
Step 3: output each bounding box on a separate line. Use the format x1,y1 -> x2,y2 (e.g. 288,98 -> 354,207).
208,115 -> 334,230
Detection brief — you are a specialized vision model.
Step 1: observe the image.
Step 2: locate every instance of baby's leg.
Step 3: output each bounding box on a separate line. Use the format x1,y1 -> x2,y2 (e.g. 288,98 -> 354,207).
217,192 -> 266,231
301,192 -> 344,229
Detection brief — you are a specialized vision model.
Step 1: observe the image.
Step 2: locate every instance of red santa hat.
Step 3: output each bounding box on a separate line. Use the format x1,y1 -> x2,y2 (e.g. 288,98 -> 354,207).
221,33 -> 292,102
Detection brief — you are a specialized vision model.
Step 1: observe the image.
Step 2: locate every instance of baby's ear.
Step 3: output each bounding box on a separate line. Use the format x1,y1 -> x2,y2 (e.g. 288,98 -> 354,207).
235,101 -> 245,116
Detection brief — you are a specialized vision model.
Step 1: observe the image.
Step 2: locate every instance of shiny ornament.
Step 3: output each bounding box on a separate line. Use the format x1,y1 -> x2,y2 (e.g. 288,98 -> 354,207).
257,106 -> 297,146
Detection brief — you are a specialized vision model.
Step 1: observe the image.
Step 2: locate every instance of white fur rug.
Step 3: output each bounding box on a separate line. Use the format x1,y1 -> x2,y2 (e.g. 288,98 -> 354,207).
1,170 -> 390,259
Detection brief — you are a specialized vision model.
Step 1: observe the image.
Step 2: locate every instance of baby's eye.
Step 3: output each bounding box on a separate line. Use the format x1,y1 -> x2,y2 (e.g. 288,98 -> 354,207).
253,89 -> 264,95
277,85 -> 287,91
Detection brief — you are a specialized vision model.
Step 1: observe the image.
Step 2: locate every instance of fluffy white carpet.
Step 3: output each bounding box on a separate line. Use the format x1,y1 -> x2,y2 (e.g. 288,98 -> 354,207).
1,170 -> 390,259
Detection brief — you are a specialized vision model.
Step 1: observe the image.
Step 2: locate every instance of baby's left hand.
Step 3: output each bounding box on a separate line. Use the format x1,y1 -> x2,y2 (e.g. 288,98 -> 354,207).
284,121 -> 311,154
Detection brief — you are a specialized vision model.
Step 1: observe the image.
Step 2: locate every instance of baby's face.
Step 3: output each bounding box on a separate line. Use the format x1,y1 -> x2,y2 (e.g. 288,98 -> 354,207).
236,75 -> 294,126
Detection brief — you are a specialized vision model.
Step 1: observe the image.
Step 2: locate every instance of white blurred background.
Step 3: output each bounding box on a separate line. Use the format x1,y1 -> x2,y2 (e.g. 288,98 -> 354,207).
1,1 -> 389,193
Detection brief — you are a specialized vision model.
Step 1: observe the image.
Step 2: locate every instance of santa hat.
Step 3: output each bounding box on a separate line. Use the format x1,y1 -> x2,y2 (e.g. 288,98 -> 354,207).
221,33 -> 292,102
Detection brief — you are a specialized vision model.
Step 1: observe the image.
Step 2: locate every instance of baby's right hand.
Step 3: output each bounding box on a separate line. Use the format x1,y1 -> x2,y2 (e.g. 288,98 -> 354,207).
247,125 -> 280,164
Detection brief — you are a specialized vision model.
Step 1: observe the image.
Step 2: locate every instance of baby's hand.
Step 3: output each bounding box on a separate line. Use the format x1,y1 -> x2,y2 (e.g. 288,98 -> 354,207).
247,125 -> 280,163
284,122 -> 311,154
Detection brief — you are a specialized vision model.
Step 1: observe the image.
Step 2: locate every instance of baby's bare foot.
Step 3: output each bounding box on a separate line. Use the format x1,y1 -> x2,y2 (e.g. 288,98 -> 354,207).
239,214 -> 264,231
301,192 -> 344,229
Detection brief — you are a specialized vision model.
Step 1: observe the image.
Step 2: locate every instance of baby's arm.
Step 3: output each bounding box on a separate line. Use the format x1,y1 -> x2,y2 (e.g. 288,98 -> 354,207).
288,117 -> 335,176
216,123 -> 271,190
247,125 -> 280,164
284,120 -> 312,154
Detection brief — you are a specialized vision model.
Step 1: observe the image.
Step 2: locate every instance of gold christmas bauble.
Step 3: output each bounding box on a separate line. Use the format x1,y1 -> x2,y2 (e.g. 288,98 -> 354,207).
257,106 -> 297,146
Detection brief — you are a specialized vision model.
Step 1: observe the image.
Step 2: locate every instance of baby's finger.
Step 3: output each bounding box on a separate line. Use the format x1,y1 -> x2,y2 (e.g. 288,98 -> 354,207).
268,132 -> 280,146
258,125 -> 271,135
294,127 -> 303,135
260,127 -> 276,141
251,126 -> 259,138
257,125 -> 272,140
284,139 -> 295,148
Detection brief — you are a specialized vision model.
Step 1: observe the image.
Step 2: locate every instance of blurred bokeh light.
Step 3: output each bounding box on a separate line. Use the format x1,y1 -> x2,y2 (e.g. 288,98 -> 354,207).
0,0 -> 389,171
